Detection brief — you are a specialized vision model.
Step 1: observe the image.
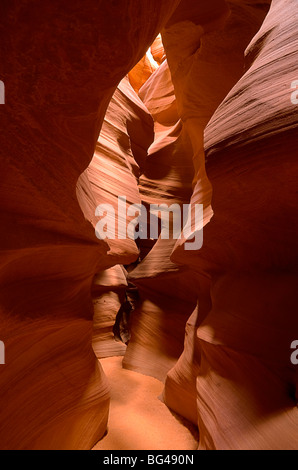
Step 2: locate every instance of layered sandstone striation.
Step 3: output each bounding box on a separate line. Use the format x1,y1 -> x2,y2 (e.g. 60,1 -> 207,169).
0,0 -> 181,449
163,0 -> 298,450
0,0 -> 297,451
123,59 -> 199,380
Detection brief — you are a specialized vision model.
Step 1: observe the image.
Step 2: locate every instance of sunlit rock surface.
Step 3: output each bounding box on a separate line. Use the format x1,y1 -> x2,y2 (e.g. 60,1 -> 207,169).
164,0 -> 298,450
0,0 -> 297,451
122,58 -> 199,380
92,266 -> 128,359
77,75 -> 154,267
0,0 -> 180,449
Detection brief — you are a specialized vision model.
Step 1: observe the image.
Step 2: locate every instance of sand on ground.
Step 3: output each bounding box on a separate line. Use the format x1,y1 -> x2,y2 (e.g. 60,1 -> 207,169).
93,356 -> 199,450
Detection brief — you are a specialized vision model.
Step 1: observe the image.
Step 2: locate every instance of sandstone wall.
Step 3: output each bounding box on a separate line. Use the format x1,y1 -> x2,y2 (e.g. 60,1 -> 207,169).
0,0 -> 181,449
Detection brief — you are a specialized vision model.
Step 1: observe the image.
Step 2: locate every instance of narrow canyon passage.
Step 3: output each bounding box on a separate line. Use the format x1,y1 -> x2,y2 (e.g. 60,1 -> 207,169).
93,357 -> 198,451
0,0 -> 297,451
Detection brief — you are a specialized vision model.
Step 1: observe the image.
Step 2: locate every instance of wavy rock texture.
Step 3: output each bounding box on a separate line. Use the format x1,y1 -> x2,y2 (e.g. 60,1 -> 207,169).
92,266 -> 128,360
122,59 -> 200,380
128,53 -> 158,95
0,0 -> 181,450
162,0 -> 298,450
1,0 -> 297,452
77,75 -> 157,363
128,35 -> 166,94
123,0 -> 270,385
162,0 -> 272,239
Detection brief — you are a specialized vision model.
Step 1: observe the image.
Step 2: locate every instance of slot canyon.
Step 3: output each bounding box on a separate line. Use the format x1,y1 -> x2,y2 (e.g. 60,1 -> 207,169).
0,0 -> 297,451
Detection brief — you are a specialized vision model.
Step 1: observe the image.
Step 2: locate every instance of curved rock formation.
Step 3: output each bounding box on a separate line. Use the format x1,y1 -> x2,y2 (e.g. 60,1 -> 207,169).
122,58 -> 199,380
123,0 -> 271,384
92,265 -> 128,359
0,0 -> 181,450
163,0 -> 298,450
77,75 -> 154,267
0,0 -> 297,452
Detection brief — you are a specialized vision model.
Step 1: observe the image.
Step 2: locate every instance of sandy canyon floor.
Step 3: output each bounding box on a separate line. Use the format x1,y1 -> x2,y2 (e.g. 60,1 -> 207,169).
93,357 -> 199,451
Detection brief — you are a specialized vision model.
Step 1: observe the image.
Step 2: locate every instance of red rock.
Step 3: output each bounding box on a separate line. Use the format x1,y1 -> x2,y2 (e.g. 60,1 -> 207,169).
0,0 -> 181,450
0,0 -> 297,451
164,0 -> 298,450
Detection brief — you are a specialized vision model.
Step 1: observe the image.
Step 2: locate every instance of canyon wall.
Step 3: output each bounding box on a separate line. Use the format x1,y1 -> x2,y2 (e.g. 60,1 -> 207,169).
113,0 -> 298,450
0,0 -> 180,449
0,0 -> 297,451
163,0 -> 298,450
123,59 -> 199,379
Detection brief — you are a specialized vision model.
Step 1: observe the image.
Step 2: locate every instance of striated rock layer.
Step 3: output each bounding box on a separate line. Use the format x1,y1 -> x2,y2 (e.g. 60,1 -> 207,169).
123,0 -> 270,384
77,75 -> 154,266
163,0 -> 298,450
123,58 -> 199,380
0,0 -> 181,449
0,0 -> 297,451
91,266 -> 128,360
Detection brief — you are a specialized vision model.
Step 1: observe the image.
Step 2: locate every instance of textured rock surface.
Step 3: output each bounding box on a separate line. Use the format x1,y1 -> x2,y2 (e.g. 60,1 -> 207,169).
92,266 -> 128,359
0,0 -> 180,449
123,0 -> 270,382
163,0 -> 298,450
77,75 -> 154,266
1,0 -> 297,452
122,59 -> 199,380
93,356 -> 199,450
